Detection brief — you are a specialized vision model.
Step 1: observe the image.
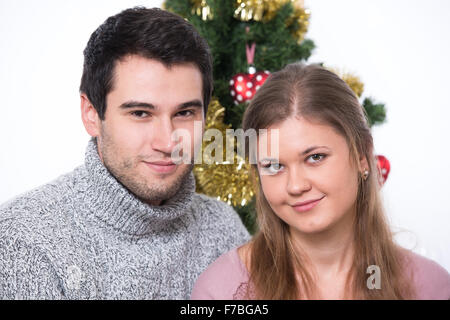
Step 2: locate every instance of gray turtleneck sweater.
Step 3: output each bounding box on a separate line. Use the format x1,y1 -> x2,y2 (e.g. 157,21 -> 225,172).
0,139 -> 250,299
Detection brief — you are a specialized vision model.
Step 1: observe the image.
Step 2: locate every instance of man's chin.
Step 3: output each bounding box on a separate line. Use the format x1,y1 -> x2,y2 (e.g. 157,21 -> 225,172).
135,164 -> 193,204
130,182 -> 179,206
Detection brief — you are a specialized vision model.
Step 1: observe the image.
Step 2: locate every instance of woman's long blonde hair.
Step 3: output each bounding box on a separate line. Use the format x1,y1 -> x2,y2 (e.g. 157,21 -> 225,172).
242,63 -> 415,299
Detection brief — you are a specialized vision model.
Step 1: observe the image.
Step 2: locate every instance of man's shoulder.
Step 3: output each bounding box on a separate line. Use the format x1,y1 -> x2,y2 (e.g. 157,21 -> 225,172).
192,193 -> 236,214
189,192 -> 251,242
0,166 -> 85,241
1,165 -> 85,209
191,193 -> 247,226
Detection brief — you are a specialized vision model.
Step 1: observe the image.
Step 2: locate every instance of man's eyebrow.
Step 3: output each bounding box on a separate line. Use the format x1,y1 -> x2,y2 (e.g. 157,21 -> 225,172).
118,99 -> 203,110
119,101 -> 155,110
177,99 -> 203,110
300,145 -> 330,155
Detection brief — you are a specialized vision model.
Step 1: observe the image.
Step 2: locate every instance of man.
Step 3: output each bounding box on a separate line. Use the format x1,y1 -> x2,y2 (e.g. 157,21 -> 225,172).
0,7 -> 249,299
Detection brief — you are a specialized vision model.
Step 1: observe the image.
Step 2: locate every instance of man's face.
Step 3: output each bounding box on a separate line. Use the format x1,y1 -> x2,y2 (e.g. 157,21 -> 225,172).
96,55 -> 204,205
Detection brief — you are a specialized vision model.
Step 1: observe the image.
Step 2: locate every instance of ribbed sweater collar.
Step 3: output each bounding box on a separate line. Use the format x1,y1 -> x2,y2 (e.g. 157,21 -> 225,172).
83,138 -> 195,236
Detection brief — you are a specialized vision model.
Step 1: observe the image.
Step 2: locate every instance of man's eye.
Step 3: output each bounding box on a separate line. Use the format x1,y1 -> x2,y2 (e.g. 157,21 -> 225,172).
131,111 -> 149,118
176,109 -> 195,117
307,153 -> 326,164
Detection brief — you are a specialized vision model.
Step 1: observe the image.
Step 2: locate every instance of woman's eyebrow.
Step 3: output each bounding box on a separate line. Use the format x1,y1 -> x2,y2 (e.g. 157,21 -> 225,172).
300,145 -> 330,155
258,146 -> 331,163
258,157 -> 278,163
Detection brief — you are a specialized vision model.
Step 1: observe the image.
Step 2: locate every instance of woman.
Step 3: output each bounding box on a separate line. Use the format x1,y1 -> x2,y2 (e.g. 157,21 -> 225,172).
191,63 -> 450,299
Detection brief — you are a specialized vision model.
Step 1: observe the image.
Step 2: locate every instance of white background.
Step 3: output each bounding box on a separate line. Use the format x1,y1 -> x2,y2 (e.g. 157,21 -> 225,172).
0,1 -> 449,271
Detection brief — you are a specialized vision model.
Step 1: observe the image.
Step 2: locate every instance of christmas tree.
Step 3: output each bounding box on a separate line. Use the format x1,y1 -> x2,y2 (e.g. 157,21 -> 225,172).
164,0 -> 387,234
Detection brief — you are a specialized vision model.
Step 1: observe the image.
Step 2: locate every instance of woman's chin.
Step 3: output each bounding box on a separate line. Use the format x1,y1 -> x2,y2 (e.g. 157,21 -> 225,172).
290,222 -> 332,236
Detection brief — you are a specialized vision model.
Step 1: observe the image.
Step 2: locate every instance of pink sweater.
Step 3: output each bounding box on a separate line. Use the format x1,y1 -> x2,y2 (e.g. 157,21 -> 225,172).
191,246 -> 450,300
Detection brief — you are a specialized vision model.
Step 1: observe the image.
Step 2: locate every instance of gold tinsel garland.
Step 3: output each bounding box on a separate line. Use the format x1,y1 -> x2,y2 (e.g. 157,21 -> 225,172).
193,98 -> 255,206
191,0 -> 214,20
233,0 -> 310,43
286,5 -> 310,43
328,67 -> 365,98
234,0 -> 265,22
341,73 -> 364,98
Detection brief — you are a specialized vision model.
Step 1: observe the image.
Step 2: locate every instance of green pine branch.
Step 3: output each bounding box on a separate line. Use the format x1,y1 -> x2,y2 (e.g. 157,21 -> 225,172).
362,97 -> 387,127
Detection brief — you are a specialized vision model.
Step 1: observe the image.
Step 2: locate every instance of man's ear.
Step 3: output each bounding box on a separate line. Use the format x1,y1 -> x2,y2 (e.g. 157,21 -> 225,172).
80,93 -> 101,137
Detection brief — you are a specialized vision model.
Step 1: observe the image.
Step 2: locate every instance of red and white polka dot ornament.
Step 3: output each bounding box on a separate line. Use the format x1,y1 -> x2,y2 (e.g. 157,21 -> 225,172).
229,68 -> 270,105
376,154 -> 390,186
229,42 -> 270,105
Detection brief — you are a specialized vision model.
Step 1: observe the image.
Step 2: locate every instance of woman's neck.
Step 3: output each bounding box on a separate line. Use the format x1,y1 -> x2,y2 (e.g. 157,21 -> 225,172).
290,213 -> 356,299
290,212 -> 356,281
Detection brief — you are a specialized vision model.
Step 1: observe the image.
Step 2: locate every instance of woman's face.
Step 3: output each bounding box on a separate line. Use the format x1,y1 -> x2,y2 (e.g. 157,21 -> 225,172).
257,116 -> 367,237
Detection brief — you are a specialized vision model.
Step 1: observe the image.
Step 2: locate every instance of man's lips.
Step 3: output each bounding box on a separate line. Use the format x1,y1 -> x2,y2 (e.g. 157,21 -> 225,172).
148,160 -> 175,166
291,195 -> 325,213
143,160 -> 177,173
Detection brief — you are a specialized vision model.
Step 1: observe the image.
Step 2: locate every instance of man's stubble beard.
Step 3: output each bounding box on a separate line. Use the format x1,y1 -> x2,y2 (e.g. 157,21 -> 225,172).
98,129 -> 194,205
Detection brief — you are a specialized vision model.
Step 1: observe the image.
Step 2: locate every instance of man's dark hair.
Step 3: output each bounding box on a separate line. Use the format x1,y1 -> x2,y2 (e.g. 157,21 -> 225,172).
80,7 -> 213,120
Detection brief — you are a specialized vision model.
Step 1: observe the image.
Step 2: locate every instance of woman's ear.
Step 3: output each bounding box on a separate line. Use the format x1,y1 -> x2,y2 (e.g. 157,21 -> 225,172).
80,93 -> 101,137
359,154 -> 370,173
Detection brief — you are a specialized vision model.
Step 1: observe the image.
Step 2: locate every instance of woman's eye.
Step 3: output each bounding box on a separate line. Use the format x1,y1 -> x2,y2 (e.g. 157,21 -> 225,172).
307,153 -> 326,164
131,110 -> 149,118
260,162 -> 284,175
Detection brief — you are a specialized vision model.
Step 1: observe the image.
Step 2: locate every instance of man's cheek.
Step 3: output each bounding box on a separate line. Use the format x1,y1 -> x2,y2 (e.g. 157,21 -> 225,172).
192,120 -> 204,164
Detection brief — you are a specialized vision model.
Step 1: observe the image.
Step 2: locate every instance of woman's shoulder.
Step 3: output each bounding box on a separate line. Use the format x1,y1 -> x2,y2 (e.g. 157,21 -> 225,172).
400,248 -> 450,299
190,245 -> 250,300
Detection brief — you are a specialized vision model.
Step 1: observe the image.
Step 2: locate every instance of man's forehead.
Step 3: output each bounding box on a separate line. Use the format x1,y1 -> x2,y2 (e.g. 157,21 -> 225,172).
106,56 -> 204,112
114,55 -> 200,76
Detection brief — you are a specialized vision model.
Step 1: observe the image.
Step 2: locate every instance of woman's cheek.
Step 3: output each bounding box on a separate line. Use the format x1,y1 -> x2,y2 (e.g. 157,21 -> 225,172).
261,177 -> 284,206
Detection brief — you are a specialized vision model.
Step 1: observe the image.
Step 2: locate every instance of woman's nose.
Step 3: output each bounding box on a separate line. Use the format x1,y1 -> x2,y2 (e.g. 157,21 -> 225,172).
286,166 -> 312,195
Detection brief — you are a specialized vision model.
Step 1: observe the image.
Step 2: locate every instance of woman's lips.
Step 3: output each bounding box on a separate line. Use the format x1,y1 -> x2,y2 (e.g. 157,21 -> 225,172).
144,161 -> 177,174
292,196 -> 325,213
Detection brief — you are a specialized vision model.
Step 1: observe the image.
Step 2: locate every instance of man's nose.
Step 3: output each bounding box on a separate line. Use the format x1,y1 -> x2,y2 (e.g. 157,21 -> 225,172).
150,117 -> 177,155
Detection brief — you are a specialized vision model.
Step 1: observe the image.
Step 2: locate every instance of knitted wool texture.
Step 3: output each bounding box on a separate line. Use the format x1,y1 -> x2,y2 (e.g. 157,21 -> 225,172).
0,139 -> 250,299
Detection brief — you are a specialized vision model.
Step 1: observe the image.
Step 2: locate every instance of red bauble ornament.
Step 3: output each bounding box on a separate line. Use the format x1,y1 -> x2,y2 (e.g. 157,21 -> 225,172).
376,155 -> 390,185
229,68 -> 270,105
